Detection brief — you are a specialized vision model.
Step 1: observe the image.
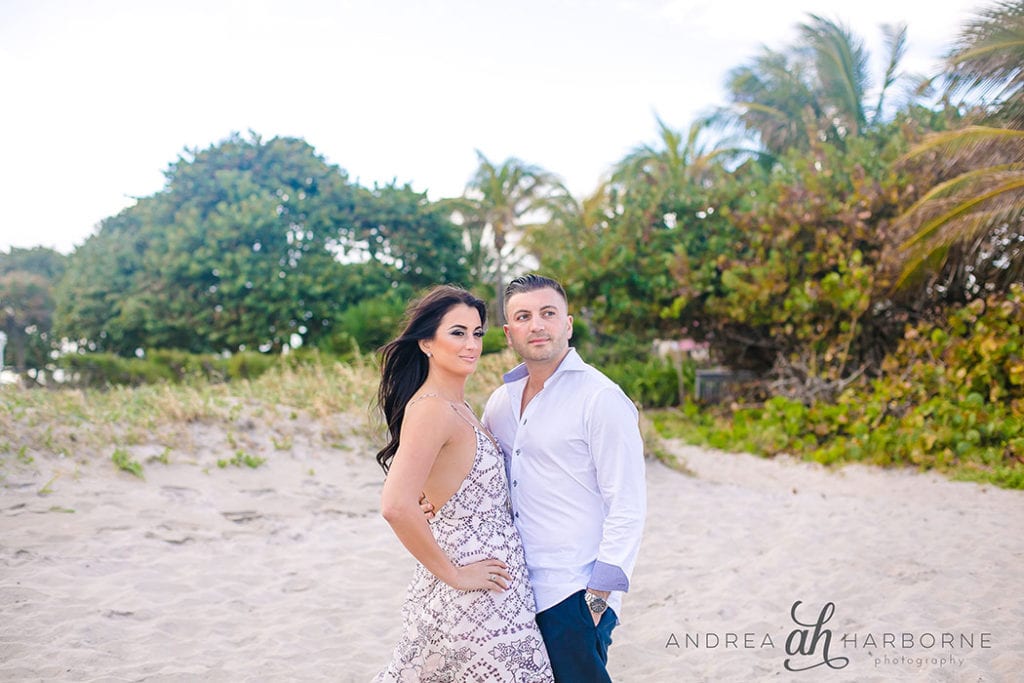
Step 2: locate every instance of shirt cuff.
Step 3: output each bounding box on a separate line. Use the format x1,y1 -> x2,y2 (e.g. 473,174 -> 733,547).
588,561 -> 630,592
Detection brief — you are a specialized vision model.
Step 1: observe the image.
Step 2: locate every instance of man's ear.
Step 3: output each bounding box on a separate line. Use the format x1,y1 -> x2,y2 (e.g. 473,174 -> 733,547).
503,324 -> 511,343
566,314 -> 574,339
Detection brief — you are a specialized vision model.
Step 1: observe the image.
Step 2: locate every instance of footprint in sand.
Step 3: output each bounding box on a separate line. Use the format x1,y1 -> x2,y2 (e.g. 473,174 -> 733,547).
145,523 -> 196,545
221,510 -> 263,524
159,485 -> 200,502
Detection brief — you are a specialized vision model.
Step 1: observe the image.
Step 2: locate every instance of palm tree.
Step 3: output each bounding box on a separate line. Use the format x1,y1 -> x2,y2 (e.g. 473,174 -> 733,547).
799,14 -> 871,137
614,116 -> 739,189
894,1 -> 1024,293
458,151 -> 573,320
723,15 -> 910,154
607,115 -> 759,241
724,47 -> 819,155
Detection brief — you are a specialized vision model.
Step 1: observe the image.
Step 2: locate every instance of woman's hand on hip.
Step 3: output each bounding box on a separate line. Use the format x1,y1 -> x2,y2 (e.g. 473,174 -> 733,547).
451,558 -> 510,592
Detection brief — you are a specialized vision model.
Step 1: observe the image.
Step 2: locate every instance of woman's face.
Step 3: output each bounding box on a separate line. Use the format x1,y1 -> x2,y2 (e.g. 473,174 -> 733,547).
422,303 -> 484,376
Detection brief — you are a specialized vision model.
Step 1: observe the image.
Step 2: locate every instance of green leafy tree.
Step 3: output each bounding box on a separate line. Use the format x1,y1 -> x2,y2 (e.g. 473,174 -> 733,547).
347,182 -> 469,290
58,135 -> 329,354
58,134 -> 357,354
0,247 -> 66,382
56,133 -> 471,357
55,202 -> 156,354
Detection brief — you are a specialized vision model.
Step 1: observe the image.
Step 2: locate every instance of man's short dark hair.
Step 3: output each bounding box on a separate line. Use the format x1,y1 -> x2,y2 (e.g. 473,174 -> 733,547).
504,274 -> 567,305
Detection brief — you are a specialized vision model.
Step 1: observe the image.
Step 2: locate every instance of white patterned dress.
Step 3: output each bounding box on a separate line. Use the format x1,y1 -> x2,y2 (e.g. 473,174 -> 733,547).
374,423 -> 553,682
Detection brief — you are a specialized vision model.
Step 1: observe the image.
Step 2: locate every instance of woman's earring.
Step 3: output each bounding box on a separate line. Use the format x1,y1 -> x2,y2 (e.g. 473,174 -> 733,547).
426,352 -> 432,358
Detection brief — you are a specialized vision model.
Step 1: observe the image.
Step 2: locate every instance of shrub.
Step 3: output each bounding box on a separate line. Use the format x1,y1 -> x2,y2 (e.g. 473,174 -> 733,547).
599,356 -> 681,408
337,293 -> 406,352
58,353 -> 175,387
653,285 -> 1024,488
226,351 -> 277,380
145,348 -> 227,382
482,327 -> 507,355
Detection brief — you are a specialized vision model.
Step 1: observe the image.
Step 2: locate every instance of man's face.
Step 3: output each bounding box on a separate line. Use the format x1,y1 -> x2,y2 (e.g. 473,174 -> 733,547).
503,287 -> 573,364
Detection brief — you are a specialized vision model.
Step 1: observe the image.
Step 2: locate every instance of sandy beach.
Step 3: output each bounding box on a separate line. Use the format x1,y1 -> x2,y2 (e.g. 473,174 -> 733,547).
2,408 -> 1022,682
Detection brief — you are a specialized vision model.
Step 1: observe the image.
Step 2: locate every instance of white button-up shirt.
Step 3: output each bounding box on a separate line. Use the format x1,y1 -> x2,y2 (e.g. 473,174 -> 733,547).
483,348 -> 646,615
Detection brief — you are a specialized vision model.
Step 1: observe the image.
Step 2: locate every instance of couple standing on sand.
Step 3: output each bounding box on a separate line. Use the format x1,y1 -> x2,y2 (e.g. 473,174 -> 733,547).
372,274 -> 647,682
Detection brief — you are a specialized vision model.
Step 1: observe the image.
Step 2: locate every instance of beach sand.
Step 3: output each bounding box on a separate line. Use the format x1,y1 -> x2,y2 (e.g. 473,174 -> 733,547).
2,410 -> 1022,682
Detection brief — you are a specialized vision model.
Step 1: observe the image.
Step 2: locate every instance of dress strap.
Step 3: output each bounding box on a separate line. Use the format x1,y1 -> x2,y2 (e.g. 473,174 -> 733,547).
406,392 -> 441,409
448,401 -> 480,431
408,393 -> 476,428
452,402 -> 503,455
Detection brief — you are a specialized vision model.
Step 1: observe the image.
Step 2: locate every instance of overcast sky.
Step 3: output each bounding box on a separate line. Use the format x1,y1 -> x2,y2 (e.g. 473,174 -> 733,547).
0,0 -> 983,254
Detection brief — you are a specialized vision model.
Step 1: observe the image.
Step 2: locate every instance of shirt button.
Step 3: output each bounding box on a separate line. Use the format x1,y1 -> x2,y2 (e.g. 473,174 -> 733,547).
522,418 -> 528,425
512,480 -> 517,487
515,449 -> 521,456
514,512 -> 519,519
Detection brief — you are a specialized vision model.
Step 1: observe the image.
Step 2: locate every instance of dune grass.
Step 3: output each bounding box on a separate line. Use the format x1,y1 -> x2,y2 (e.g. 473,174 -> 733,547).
0,349 -> 699,488
0,351 -> 520,471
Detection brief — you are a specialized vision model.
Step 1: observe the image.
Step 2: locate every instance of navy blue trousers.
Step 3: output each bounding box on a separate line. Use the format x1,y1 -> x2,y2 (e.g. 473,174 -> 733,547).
535,590 -> 617,682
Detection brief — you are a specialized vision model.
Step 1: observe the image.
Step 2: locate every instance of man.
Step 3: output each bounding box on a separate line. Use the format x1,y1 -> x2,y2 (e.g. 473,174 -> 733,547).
482,273 -> 647,682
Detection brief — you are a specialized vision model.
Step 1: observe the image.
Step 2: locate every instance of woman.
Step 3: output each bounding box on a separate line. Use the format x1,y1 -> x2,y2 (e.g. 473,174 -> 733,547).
373,285 -> 553,682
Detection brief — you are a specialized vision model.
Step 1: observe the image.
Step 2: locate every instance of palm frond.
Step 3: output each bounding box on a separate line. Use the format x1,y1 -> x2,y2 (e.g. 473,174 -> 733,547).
944,1 -> 1024,118
900,126 -> 1024,164
913,162 -> 1024,200
874,23 -> 908,122
724,46 -> 820,153
901,172 -> 1024,249
896,206 -> 1024,291
800,14 -> 870,134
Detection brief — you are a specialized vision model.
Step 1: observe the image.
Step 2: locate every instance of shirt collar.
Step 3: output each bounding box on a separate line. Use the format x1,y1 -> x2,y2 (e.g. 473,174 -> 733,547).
502,347 -> 584,384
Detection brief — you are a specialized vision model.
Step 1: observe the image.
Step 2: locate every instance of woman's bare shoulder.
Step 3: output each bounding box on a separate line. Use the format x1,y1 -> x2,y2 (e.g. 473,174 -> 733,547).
403,394 -> 459,430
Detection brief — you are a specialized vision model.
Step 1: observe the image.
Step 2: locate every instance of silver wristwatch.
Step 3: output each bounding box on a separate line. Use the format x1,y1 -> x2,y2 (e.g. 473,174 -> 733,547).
584,591 -> 608,615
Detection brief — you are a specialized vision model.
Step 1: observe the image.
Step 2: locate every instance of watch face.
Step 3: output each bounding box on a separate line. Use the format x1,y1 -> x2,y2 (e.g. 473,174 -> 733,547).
585,593 -> 608,614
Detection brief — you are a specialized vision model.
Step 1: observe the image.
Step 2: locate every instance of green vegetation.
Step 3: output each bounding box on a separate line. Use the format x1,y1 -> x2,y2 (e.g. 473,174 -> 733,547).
152,447 -> 172,465
217,450 -> 267,469
654,286 -> 1024,488
38,473 -> 60,495
598,357 -> 685,409
452,151 -> 575,321
0,352 -> 515,480
0,246 -> 66,385
49,133 -> 468,360
111,448 -> 144,479
2,5 -> 1022,489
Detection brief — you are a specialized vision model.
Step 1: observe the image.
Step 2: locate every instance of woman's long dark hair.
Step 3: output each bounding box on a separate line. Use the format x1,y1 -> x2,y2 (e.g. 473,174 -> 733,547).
375,285 -> 487,474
